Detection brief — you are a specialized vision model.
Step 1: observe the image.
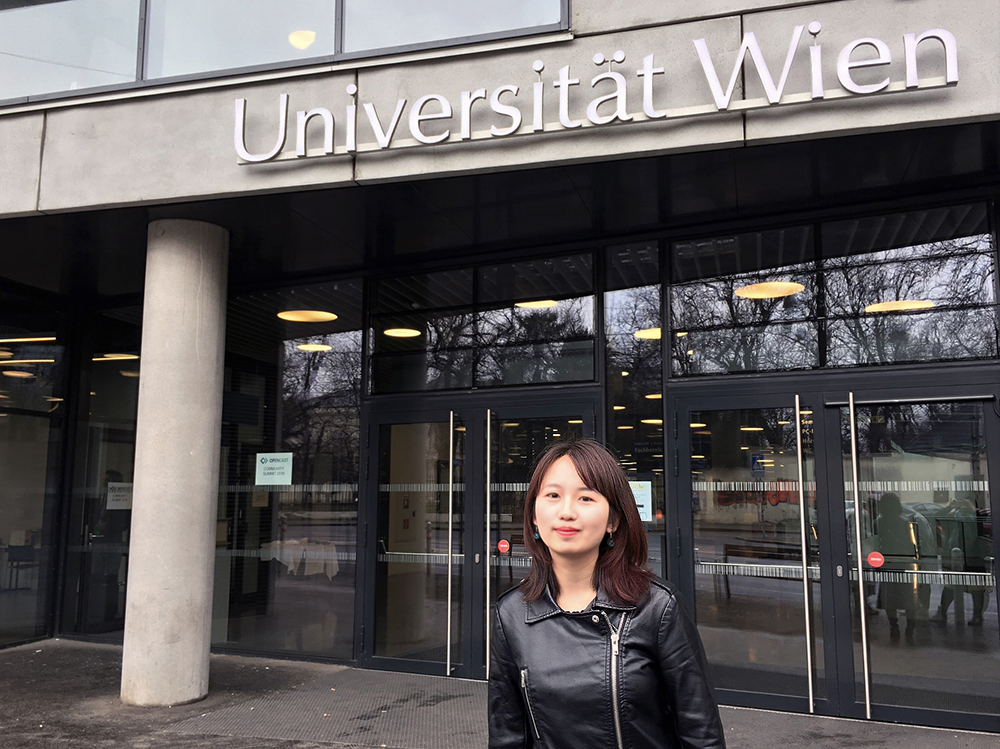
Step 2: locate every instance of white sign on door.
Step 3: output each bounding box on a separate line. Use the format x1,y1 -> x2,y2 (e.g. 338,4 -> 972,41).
628,480 -> 653,522
255,452 -> 293,486
107,482 -> 134,510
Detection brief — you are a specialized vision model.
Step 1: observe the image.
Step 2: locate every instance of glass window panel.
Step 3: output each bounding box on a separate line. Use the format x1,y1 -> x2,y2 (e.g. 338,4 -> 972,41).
0,0 -> 138,100
476,339 -> 594,387
671,268 -> 816,330
343,0 -> 561,53
371,310 -> 475,392
672,323 -> 818,376
672,226 -> 814,283
375,269 -> 473,314
213,280 -> 361,659
145,0 -> 336,79
479,254 -> 593,305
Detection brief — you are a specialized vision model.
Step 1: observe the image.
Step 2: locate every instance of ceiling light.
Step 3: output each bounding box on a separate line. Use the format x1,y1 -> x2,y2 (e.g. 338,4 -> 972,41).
45,397 -> 63,402
502,422 -> 520,428
0,394 -> 8,398
0,336 -> 56,344
613,406 -> 625,411
568,419 -> 583,424
383,328 -> 421,338
296,343 -> 332,352
641,419 -> 664,425
617,425 -> 634,430
691,454 -> 705,459
515,300 -> 558,309
120,370 -> 140,378
694,430 -> 711,435
3,371 -> 34,378
288,30 -> 316,49
634,327 -> 661,340
645,393 -> 662,400
686,349 -> 694,356
675,331 -> 688,338
653,454 -> 663,458
690,422 -> 707,428
741,446 -> 749,450
93,354 -> 139,361
740,426 -> 764,431
734,281 -> 805,299
799,409 -> 813,415
1,359 -> 54,365
864,300 -> 935,314
621,371 -> 629,377
777,420 -> 791,425
277,310 -> 338,322
0,351 -> 11,359
455,426 -> 466,432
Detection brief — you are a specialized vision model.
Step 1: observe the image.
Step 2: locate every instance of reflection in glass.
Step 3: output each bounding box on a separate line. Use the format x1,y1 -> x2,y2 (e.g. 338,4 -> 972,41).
0,0 -> 139,100
375,421 -> 463,665
489,417 -> 584,605
215,282 -> 361,658
605,243 -> 664,572
146,0 -> 336,79
843,402 -> 998,714
691,408 -> 823,699
344,0 -> 561,53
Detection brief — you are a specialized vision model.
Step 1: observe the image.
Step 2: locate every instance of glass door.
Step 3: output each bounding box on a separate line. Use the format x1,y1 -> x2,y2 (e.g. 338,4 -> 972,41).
674,394 -> 823,713
835,394 -> 999,725
363,395 -> 598,678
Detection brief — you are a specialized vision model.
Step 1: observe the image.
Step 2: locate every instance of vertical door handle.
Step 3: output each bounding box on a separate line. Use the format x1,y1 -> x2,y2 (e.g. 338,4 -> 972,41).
793,394 -> 815,714
485,409 -> 492,680
847,392 -> 872,718
445,411 -> 455,676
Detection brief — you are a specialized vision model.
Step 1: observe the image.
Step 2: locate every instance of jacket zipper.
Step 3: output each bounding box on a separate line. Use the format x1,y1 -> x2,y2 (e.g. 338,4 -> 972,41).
601,611 -> 626,749
520,668 -> 541,739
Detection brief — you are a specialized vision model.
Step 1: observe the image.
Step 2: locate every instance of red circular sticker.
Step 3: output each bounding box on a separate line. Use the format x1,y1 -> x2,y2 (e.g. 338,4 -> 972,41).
867,551 -> 885,568
497,539 -> 511,554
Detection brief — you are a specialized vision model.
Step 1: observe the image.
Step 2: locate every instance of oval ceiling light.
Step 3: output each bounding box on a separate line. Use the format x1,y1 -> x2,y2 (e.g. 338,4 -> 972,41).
734,281 -> 805,299
633,327 -> 662,340
567,419 -> 584,424
621,370 -> 629,377
675,331 -> 688,338
691,454 -> 706,459
296,343 -> 332,352
120,370 -> 140,378
777,420 -> 791,425
645,393 -> 662,400
277,310 -> 338,323
641,419 -> 664,425
613,405 -> 625,411
515,300 -> 558,309
689,422 -> 707,428
93,353 -> 139,361
383,328 -> 421,338
617,425 -> 634,430
288,30 -> 316,49
0,336 -> 56,343
45,397 -> 64,402
740,426 -> 764,431
3,370 -> 34,378
864,300 -> 935,314
1,359 -> 53,365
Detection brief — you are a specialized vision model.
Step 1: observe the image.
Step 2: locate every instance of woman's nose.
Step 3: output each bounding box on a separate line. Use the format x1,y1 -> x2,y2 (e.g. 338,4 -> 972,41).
557,498 -> 576,518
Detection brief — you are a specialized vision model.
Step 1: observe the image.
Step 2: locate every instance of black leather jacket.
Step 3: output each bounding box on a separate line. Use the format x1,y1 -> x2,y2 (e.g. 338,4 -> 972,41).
489,578 -> 725,749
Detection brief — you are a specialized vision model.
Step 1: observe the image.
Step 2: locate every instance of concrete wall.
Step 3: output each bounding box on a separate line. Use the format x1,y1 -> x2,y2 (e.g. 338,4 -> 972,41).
0,0 -> 996,218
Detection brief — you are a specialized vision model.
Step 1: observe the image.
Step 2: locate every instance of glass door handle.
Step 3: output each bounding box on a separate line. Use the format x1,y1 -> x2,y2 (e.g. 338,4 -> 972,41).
847,392 -> 872,719
445,410 -> 455,676
794,394 -> 815,714
485,408 -> 492,680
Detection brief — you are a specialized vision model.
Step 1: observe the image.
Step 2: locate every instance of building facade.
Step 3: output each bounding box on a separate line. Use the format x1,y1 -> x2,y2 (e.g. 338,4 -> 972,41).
0,0 -> 998,730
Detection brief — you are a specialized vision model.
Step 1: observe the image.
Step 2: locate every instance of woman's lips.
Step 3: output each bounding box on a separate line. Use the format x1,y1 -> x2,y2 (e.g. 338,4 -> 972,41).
554,528 -> 579,537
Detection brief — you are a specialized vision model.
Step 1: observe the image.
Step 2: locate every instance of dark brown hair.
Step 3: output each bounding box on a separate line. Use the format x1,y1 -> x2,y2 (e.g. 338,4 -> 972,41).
520,439 -> 653,605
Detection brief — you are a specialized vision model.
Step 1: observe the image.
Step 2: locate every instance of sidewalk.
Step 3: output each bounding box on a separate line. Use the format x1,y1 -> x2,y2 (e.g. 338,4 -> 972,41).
0,639 -> 996,748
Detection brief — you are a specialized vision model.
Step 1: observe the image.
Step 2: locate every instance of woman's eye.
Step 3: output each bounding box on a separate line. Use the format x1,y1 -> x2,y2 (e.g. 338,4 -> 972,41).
579,495 -> 594,502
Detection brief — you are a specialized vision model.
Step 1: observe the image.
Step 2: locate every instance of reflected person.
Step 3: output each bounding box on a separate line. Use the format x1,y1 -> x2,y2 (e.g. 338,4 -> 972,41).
875,493 -> 920,642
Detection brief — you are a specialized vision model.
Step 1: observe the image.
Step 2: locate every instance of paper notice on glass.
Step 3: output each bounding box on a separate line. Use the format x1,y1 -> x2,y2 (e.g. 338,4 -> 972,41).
255,452 -> 293,486
107,482 -> 134,510
628,481 -> 653,522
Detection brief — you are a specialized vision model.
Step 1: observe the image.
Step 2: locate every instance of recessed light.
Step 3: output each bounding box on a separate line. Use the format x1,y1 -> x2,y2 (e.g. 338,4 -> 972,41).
740,426 -> 764,431
515,300 -> 557,309
777,420 -> 791,425
621,371 -> 629,377
641,419 -> 664,425
0,336 -> 56,344
645,394 -> 662,400
296,343 -> 332,352
690,422 -> 707,428
634,327 -> 661,340
277,310 -> 338,323
686,350 -> 694,356
455,426 -> 466,432
288,30 -> 316,50
617,425 -> 634,430
383,328 -> 421,338
120,370 -> 140,378
502,423 -> 520,428
568,420 -> 584,424
2,371 -> 34,378
692,454 -> 705,459
1,359 -> 54,365
864,300 -> 935,314
734,281 -> 805,299
613,406 -> 625,411
45,397 -> 63,402
741,446 -> 749,450
93,354 -> 139,361
800,410 -> 813,415
675,331 -> 688,338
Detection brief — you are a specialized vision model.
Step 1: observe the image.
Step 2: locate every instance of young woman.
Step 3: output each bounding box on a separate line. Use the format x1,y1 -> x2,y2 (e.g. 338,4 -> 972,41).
489,440 -> 725,749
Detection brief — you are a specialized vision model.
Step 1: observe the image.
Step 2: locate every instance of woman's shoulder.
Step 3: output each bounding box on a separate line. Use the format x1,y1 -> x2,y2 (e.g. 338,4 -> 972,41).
495,585 -> 528,619
636,576 -> 684,616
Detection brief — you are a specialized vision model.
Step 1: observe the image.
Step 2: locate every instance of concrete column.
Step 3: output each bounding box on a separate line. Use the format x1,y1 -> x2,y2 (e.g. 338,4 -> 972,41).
121,220 -> 229,706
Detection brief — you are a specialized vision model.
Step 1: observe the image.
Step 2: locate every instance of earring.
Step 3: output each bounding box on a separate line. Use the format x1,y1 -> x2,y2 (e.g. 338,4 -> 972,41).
533,525 -> 540,540
607,530 -> 614,548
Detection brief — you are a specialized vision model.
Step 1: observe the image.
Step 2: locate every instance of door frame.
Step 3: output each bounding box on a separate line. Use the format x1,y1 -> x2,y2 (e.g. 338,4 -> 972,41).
358,387 -> 603,678
667,363 -> 1000,731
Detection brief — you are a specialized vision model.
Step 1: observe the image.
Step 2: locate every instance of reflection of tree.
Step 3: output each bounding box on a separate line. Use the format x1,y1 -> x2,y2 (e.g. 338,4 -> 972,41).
826,238 -> 996,365
476,298 -> 593,385
282,332 -> 362,491
670,271 -> 815,375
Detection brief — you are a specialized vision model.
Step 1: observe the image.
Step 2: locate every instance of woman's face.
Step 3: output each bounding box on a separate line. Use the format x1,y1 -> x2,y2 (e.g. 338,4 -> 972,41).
533,455 -> 616,561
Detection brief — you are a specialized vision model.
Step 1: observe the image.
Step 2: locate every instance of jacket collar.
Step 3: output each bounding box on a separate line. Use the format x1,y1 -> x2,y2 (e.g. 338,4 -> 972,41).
525,586 -> 636,623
